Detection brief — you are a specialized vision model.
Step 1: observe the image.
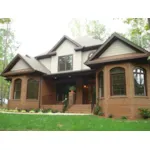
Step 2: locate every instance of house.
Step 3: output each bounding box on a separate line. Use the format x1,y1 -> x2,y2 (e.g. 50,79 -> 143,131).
1,32 -> 150,119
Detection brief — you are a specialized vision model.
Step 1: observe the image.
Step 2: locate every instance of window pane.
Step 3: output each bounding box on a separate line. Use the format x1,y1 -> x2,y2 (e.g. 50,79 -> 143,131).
58,56 -> 65,71
133,67 -> 146,96
110,68 -> 126,96
99,71 -> 104,97
58,55 -> 73,71
27,79 -> 39,99
14,79 -> 21,99
66,55 -> 73,70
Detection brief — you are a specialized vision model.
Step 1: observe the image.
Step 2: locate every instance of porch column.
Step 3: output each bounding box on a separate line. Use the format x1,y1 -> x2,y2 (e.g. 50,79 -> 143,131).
76,78 -> 83,104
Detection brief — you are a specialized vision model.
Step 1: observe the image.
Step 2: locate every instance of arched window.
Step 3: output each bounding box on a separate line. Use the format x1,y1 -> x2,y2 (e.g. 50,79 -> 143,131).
14,79 -> 21,99
110,67 -> 126,96
27,79 -> 39,99
98,71 -> 104,97
133,67 -> 147,96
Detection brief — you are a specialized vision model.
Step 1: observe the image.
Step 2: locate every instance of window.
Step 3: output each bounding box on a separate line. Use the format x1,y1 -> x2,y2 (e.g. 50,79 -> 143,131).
133,67 -> 147,96
98,71 -> 104,97
14,79 -> 21,99
27,79 -> 39,99
110,67 -> 126,96
58,55 -> 73,71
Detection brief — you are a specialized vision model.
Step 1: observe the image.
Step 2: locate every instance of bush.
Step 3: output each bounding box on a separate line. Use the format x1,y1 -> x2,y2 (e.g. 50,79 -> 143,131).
121,116 -> 127,120
21,110 -> 26,113
138,108 -> 150,119
29,110 -> 35,113
42,109 -> 52,113
98,111 -> 104,116
52,109 -> 59,113
35,109 -> 41,113
93,105 -> 101,115
62,98 -> 68,113
108,114 -> 113,118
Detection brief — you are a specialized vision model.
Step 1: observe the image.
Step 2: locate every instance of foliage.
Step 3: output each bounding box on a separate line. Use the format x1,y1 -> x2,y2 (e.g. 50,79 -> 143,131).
138,108 -> 150,119
0,18 -> 20,105
69,86 -> 76,91
62,97 -> 68,113
69,19 -> 110,41
121,18 -> 150,48
98,111 -> 104,116
51,109 -> 59,113
108,114 -> 113,118
121,116 -> 127,120
29,110 -> 35,113
42,108 -> 52,113
93,104 -> 101,115
21,110 -> 26,113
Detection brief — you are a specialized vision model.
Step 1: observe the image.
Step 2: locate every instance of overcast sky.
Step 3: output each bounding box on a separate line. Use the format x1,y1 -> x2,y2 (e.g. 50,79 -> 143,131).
1,0 -> 148,57
11,18 -> 129,57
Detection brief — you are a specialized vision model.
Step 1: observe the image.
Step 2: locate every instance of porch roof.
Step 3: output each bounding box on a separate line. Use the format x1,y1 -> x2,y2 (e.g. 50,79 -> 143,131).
44,69 -> 95,78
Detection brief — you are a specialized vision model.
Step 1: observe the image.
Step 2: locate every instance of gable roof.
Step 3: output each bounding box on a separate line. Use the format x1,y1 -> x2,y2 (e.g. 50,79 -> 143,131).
88,32 -> 149,61
74,36 -> 103,47
1,54 -> 51,76
48,35 -> 81,53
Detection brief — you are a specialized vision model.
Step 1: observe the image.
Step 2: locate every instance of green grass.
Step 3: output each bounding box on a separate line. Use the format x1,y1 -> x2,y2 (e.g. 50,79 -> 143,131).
0,113 -> 150,131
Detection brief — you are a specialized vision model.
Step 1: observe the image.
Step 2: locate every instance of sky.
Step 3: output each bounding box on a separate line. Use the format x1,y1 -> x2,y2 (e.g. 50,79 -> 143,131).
1,0 -> 149,57
11,18 -> 129,57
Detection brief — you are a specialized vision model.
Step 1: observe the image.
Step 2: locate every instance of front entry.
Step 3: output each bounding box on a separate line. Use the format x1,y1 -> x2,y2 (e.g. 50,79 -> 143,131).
56,82 -> 76,102
83,79 -> 96,104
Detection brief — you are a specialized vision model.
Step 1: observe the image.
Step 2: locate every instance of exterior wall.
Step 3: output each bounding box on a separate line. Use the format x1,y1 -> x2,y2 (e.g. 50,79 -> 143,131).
96,62 -> 150,119
38,40 -> 95,73
41,78 -> 56,105
100,40 -> 137,58
50,40 -> 82,73
39,58 -> 51,71
11,59 -> 30,71
8,75 -> 40,109
82,50 -> 96,70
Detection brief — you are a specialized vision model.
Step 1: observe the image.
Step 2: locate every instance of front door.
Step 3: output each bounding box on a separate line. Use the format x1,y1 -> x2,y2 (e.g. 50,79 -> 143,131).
83,79 -> 96,104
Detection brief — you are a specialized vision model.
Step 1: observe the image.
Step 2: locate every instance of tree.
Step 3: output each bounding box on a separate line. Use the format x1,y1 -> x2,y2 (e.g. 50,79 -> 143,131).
122,18 -> 150,48
69,19 -> 109,41
0,18 -> 19,105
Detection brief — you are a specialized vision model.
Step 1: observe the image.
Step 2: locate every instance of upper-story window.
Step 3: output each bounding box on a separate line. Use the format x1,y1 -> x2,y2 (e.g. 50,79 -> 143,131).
58,55 -> 73,71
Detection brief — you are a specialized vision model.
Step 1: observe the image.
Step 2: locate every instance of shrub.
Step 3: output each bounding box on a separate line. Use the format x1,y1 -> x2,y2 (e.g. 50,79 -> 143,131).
93,105 -> 101,115
121,116 -> 127,120
21,110 -> 26,113
52,109 -> 59,113
108,114 -> 113,118
42,109 -> 52,113
35,109 -> 41,113
29,110 -> 35,113
138,108 -> 150,119
98,111 -> 104,116
62,98 -> 68,113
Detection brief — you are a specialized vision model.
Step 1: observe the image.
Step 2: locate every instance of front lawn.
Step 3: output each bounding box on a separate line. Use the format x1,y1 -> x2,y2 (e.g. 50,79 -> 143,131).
0,113 -> 150,131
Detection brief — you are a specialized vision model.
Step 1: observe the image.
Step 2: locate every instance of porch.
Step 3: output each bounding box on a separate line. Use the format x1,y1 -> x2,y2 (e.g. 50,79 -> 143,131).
40,70 -> 96,113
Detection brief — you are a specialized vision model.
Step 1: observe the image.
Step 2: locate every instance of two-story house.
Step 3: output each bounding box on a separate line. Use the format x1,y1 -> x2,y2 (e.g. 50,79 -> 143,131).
2,32 -> 150,119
